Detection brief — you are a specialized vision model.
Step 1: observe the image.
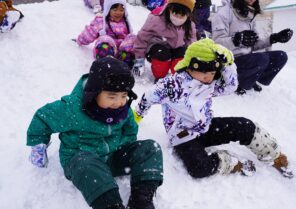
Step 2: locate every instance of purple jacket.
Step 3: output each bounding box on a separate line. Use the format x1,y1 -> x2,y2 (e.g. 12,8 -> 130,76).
133,14 -> 197,59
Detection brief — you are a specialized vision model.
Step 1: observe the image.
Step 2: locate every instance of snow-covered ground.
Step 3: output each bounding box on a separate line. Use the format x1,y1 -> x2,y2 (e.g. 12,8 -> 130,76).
0,0 -> 296,208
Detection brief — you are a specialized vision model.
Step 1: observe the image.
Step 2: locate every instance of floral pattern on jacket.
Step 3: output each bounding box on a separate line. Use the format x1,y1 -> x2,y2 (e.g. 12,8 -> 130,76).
135,64 -> 238,146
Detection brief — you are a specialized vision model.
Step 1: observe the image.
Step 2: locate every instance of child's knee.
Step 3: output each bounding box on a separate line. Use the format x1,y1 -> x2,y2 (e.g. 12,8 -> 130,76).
94,43 -> 115,59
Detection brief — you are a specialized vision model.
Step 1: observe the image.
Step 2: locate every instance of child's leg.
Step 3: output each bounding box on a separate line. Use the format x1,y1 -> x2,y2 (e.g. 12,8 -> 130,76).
170,46 -> 186,74
174,117 -> 256,178
174,139 -> 221,178
146,44 -> 172,79
118,34 -> 136,67
194,7 -> 211,38
108,139 -> 163,209
234,52 -> 270,90
201,117 -> 284,165
95,42 -> 115,59
63,151 -> 122,209
93,35 -> 117,58
257,51 -> 288,86
118,51 -> 135,68
246,123 -> 281,162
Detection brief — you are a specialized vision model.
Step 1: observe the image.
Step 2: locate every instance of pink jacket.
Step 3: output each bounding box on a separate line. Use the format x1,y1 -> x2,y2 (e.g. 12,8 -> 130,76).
133,14 -> 197,59
77,16 -> 135,56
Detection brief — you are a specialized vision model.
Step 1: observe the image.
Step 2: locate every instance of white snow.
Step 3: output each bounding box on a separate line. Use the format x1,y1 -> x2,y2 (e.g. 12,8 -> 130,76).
0,0 -> 296,209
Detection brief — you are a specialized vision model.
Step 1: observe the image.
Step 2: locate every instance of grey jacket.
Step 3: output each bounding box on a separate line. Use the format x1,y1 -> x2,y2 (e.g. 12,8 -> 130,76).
212,0 -> 271,57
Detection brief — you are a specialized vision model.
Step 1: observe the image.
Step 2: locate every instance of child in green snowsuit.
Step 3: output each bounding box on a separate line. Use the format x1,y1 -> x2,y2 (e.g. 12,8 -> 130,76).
27,57 -> 163,209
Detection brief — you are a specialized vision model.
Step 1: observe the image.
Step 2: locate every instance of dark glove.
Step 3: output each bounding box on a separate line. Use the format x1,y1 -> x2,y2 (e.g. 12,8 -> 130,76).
232,30 -> 258,47
270,28 -> 293,44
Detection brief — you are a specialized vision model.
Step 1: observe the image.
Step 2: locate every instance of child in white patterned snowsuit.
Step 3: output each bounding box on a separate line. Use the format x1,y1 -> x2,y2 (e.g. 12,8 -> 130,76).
134,39 -> 293,178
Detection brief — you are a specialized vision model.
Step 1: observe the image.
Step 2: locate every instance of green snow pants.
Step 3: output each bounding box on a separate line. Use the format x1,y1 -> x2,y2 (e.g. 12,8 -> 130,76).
63,139 -> 163,205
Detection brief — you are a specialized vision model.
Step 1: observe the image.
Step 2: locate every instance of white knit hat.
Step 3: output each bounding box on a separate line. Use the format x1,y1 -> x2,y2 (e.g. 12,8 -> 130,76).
100,0 -> 133,35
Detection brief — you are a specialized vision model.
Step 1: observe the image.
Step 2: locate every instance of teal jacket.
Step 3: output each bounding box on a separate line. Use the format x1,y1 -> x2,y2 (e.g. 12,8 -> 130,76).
27,75 -> 138,167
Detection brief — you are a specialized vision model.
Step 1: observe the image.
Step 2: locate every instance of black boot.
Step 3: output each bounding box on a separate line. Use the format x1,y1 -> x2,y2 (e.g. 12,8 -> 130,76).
127,182 -> 158,209
253,83 -> 262,92
106,203 -> 125,209
235,86 -> 246,95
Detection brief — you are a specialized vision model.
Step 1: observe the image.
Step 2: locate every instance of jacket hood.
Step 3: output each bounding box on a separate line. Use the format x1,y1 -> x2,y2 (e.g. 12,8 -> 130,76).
100,0 -> 133,35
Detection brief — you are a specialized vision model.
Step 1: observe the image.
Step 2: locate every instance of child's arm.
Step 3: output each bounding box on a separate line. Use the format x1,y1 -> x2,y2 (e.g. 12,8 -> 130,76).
134,14 -> 159,59
135,79 -> 168,118
27,100 -> 71,146
211,7 -> 238,52
76,16 -> 104,46
213,63 -> 238,97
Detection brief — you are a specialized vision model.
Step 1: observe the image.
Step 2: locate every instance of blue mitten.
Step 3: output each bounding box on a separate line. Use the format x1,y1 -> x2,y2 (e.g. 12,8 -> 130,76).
29,144 -> 48,168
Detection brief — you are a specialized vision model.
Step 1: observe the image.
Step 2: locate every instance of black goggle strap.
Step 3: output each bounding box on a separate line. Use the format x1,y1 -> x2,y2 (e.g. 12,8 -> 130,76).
188,57 -> 224,72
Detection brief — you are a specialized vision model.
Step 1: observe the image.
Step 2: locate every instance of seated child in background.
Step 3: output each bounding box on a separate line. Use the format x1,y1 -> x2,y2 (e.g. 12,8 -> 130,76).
127,0 -> 166,11
134,39 -> 293,179
77,0 -> 136,68
0,0 -> 24,33
132,0 -> 196,80
143,0 -> 167,11
83,0 -> 104,14
27,57 -> 164,209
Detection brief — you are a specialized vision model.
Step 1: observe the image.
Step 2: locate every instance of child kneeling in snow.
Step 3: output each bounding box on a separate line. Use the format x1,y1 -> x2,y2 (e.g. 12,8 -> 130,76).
76,0 -> 136,68
27,57 -> 163,209
0,0 -> 23,33
134,39 -> 293,178
132,0 -> 197,79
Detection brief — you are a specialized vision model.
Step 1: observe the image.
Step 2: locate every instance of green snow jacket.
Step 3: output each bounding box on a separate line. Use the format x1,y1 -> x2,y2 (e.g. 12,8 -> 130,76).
27,75 -> 138,167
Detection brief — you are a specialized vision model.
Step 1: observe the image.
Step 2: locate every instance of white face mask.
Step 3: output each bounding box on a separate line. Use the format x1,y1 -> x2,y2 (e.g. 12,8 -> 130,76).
170,13 -> 187,26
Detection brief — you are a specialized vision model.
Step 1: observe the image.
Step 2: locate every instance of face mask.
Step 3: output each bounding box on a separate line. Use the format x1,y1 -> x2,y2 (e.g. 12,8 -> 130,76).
170,13 -> 187,26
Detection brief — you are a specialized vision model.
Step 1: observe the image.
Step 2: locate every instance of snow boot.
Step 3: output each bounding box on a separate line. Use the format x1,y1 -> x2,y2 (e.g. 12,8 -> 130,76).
272,153 -> 294,178
95,43 -> 115,59
235,86 -> 247,95
105,203 -> 125,209
246,124 -> 293,178
231,160 -> 256,176
119,51 -> 135,68
216,150 -> 256,176
253,83 -> 262,92
127,183 -> 158,209
151,59 -> 171,80
247,123 -> 281,162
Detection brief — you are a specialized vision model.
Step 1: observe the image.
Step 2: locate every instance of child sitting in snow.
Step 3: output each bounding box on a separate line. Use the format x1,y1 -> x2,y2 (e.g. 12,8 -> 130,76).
83,0 -> 104,14
132,0 -> 196,81
133,39 -> 293,179
76,0 -> 136,67
0,0 -> 24,33
27,57 -> 163,209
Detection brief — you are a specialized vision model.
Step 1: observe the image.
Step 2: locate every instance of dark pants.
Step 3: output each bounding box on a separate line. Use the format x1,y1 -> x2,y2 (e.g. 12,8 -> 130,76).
174,117 -> 256,178
194,7 -> 211,37
235,51 -> 288,90
146,44 -> 186,62
64,140 -> 163,207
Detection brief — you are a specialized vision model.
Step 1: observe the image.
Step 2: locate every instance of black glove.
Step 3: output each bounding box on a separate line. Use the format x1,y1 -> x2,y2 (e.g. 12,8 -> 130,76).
232,30 -> 258,47
270,28 -> 293,44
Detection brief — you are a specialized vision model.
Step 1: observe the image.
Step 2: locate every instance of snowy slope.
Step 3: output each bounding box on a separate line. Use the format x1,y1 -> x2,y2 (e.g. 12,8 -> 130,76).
0,0 -> 296,209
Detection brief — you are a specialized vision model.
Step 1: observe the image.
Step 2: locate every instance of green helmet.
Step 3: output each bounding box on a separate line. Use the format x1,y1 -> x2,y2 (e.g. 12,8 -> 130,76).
175,38 -> 234,72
